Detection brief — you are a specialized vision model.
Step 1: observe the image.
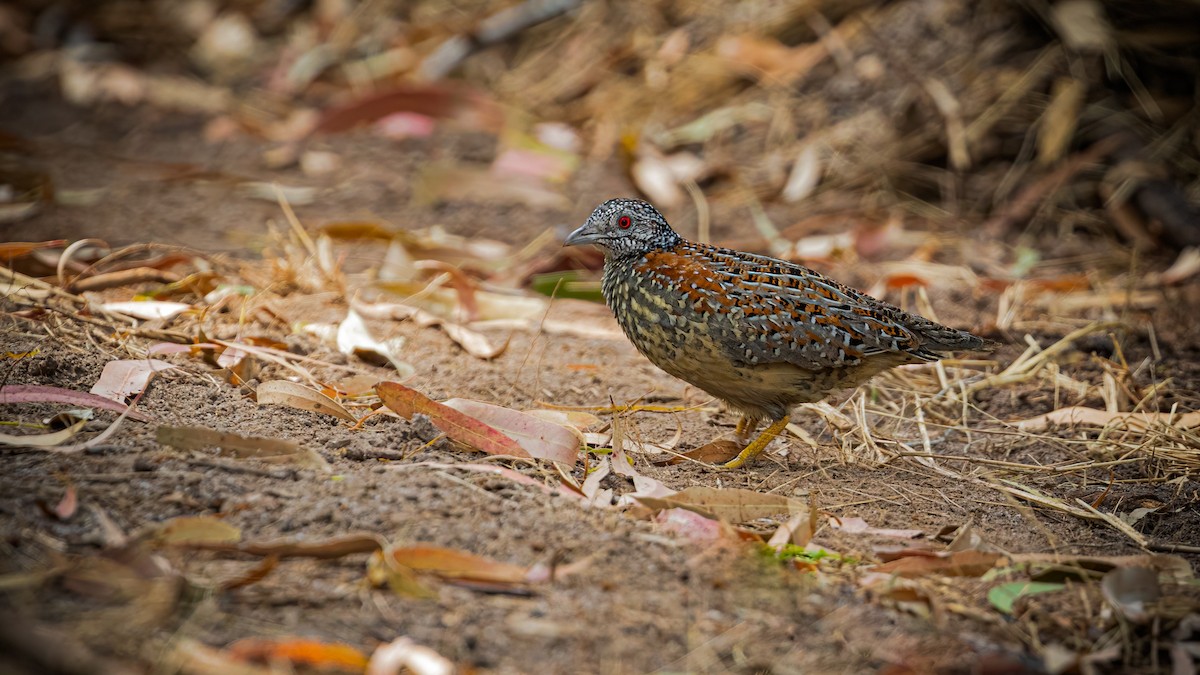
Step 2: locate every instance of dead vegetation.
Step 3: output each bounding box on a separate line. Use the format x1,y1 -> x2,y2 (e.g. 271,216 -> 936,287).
2,0 -> 1199,673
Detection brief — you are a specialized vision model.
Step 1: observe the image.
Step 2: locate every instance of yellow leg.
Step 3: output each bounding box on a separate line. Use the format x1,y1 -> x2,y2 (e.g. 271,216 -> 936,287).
722,416 -> 789,469
733,415 -> 758,442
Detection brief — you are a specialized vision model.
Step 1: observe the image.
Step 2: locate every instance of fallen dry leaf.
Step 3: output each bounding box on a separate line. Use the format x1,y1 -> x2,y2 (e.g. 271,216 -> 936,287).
218,555 -> 279,591
367,637 -> 453,675
376,382 -> 530,458
377,111 -> 438,140
352,298 -> 507,359
0,239 -> 67,260
54,484 -> 78,520
580,457 -> 612,506
716,33 -> 832,85
314,83 -> 501,134
871,550 -> 1002,578
155,516 -> 242,546
0,418 -> 86,448
1155,246 -> 1200,285
336,308 -> 414,376
256,380 -> 357,423
1015,406 -> 1200,431
101,300 -> 191,320
440,321 -> 508,359
166,639 -> 279,675
522,409 -> 600,430
179,532 -> 384,559
90,359 -> 175,402
830,516 -> 924,540
659,439 -> 740,465
1100,566 -> 1161,623
226,638 -> 368,673
0,384 -> 148,423
768,509 -> 816,549
387,544 -> 529,585
654,508 -> 725,542
636,486 -> 804,523
156,425 -> 330,470
442,398 -> 579,464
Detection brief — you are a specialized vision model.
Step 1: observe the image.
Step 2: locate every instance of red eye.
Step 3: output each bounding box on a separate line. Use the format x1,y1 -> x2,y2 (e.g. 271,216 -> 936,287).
617,215 -> 632,229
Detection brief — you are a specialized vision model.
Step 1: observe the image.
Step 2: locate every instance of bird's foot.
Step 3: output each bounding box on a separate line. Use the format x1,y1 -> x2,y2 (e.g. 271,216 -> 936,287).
720,417 -> 789,469
733,415 -> 757,443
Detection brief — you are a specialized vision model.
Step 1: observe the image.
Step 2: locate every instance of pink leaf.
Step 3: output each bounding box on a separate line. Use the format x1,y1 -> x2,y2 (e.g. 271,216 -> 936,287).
376,112 -> 436,139
376,382 -> 530,458
0,384 -> 152,422
655,508 -> 723,542
90,359 -> 174,401
54,485 -> 78,520
441,398 -> 580,464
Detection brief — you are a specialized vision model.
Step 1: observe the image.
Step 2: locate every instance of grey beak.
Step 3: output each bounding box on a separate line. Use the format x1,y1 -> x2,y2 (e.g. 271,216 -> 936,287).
563,223 -> 603,247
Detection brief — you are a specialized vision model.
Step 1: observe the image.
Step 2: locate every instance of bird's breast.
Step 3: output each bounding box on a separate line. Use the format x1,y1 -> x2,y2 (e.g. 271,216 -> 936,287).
603,255 -> 727,365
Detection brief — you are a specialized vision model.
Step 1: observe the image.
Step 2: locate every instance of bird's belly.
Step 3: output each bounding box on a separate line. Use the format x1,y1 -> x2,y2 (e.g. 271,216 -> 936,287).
611,287 -> 849,416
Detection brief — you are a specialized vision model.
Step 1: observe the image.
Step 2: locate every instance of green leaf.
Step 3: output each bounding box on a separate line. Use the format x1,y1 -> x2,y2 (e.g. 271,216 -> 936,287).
987,581 -> 1065,614
530,271 -> 604,302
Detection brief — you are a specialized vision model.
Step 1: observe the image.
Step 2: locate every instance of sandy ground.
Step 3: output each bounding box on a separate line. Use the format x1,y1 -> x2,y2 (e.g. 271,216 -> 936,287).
2,85 -> 1198,674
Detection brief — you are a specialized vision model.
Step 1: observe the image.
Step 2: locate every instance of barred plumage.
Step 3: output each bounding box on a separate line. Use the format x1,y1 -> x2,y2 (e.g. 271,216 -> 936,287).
565,198 -> 993,468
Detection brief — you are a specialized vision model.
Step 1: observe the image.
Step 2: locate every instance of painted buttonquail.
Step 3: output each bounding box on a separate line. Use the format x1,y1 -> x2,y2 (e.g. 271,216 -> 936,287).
564,198 -> 994,468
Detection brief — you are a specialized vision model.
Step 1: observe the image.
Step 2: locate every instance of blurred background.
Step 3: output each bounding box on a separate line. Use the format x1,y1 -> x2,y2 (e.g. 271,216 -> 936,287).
1,0 -> 1199,275
3,6 -> 1200,672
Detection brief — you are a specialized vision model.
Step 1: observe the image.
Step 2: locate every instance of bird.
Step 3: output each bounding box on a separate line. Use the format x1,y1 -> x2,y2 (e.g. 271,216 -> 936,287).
564,197 -> 995,469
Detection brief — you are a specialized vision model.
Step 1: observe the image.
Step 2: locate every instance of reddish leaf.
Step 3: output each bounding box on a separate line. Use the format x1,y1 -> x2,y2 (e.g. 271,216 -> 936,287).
871,550 -> 1002,578
314,84 -> 501,134
376,112 -> 437,139
181,532 -> 384,559
0,384 -> 152,422
227,638 -> 368,672
0,239 -> 66,261
658,439 -> 740,465
654,508 -> 725,543
376,382 -> 530,458
90,359 -> 174,402
389,545 -> 529,585
54,484 -> 77,520
883,274 -> 929,290
442,398 -> 579,464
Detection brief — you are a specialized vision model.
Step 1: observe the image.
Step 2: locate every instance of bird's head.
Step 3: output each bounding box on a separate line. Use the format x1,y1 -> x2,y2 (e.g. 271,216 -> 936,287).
564,198 -> 681,257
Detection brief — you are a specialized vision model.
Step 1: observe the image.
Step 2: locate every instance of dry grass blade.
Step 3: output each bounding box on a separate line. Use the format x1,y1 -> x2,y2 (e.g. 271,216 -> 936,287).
960,321 -> 1121,397
909,453 -> 1151,547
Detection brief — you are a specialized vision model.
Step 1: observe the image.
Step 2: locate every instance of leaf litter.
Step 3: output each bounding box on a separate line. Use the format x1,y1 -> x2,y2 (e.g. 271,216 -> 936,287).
3,0 -> 1200,672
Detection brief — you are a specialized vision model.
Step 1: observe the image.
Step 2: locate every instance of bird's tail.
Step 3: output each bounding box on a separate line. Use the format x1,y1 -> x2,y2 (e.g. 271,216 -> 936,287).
910,318 -> 999,354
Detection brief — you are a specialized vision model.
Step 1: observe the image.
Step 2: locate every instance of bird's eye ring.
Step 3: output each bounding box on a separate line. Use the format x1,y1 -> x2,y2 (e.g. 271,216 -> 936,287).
617,215 -> 632,229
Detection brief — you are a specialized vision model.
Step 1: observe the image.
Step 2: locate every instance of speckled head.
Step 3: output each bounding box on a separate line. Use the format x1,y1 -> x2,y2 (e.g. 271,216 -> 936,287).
564,198 -> 682,258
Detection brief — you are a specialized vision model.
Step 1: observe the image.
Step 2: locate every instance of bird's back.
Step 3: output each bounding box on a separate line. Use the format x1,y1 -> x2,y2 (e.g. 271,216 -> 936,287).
606,240 -> 987,374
